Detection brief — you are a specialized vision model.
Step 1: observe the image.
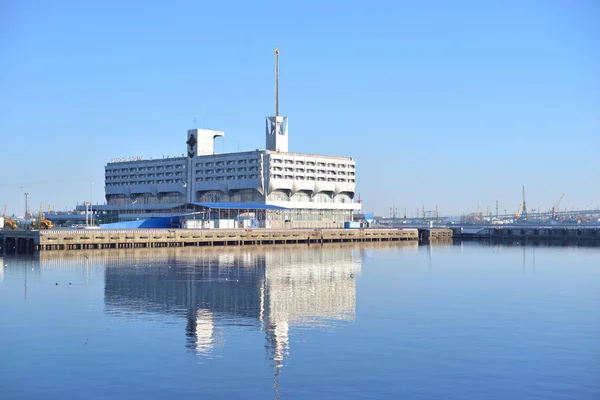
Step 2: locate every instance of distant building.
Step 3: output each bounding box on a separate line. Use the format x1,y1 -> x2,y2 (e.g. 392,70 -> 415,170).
87,50 -> 361,228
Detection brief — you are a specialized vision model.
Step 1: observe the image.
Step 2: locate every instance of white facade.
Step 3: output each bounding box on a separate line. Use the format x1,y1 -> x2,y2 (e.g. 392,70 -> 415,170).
102,47 -> 361,226
105,148 -> 360,213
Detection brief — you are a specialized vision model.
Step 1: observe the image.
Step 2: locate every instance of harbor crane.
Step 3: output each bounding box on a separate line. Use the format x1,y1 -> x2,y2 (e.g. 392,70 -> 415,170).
2,205 -> 18,229
551,193 -> 565,220
515,203 -> 523,220
521,185 -> 528,219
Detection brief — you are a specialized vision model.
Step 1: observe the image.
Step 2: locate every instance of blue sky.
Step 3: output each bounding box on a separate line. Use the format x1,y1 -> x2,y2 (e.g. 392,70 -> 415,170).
1,0 -> 598,217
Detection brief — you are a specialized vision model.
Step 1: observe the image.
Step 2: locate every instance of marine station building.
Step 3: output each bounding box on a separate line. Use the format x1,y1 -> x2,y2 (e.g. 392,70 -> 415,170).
97,120 -> 360,228
93,50 -> 361,229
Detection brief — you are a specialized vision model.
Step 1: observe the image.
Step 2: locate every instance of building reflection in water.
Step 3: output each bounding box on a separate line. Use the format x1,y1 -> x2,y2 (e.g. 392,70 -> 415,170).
37,242 -> 415,397
99,244 -> 369,359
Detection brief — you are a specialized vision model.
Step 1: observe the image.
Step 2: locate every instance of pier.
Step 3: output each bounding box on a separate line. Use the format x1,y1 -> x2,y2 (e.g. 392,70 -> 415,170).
1,228 -> 422,254
452,225 -> 600,244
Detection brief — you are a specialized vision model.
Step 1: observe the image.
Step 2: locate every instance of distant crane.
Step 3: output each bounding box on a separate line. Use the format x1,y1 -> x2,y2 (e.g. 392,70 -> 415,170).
515,203 -> 523,220
551,193 -> 565,220
521,185 -> 528,219
3,205 -> 18,229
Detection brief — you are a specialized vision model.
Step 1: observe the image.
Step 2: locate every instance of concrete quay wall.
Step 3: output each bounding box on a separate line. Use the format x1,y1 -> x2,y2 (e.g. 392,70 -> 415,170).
452,225 -> 600,242
1,228 -> 420,253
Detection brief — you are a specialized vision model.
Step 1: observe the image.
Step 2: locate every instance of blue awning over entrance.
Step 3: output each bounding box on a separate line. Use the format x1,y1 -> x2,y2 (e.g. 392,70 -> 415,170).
188,202 -> 288,210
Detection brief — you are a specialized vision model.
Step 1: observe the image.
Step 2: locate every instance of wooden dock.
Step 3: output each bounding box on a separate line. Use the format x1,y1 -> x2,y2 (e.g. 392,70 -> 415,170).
1,228 -> 422,254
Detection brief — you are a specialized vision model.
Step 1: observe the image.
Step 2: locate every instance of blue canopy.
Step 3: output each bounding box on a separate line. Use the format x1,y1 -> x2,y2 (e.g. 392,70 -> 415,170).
188,202 -> 288,210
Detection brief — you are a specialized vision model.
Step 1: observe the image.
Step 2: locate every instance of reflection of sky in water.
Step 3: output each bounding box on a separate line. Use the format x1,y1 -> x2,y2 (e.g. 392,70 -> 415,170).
2,241 -> 597,400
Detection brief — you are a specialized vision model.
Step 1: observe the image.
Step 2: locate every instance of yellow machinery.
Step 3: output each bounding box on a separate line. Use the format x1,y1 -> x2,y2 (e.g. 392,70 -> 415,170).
31,204 -> 54,230
515,203 -> 523,220
551,193 -> 565,220
3,205 -> 18,230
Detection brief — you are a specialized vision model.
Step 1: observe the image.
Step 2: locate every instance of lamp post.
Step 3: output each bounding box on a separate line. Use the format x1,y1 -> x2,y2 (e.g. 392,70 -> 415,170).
24,192 -> 30,220
89,183 -> 94,226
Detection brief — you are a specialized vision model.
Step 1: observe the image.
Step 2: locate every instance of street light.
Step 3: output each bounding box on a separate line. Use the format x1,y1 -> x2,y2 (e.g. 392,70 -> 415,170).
24,192 -> 30,220
89,183 -> 94,226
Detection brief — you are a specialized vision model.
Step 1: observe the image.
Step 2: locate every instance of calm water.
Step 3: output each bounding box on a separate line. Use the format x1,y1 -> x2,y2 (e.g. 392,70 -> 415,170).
0,242 -> 598,399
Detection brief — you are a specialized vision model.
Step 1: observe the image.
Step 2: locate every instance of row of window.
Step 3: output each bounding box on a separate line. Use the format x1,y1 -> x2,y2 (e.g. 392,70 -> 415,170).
106,179 -> 185,186
195,159 -> 259,167
271,159 -> 354,169
195,174 -> 260,182
106,172 -> 184,180
196,166 -> 260,174
106,164 -> 184,173
271,175 -> 355,183
272,167 -> 354,176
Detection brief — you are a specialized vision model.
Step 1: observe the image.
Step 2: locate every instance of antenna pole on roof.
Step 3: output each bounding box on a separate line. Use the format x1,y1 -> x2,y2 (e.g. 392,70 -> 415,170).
275,47 -> 279,116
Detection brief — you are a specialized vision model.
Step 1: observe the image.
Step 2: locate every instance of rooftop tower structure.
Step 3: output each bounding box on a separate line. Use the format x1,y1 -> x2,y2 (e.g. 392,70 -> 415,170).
266,47 -> 288,152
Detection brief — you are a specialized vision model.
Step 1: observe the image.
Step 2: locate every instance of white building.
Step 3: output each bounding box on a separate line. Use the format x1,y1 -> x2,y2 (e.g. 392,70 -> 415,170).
95,49 -> 361,228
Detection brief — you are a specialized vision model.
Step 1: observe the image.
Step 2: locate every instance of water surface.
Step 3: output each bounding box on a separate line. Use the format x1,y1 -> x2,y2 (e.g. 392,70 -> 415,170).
0,242 -> 598,399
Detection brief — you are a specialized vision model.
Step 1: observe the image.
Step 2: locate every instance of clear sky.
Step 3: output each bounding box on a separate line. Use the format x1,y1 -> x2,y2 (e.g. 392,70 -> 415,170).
1,0 -> 598,217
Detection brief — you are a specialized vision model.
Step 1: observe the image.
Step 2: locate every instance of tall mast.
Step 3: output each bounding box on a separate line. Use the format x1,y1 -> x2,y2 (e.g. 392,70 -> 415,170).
275,47 -> 279,116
